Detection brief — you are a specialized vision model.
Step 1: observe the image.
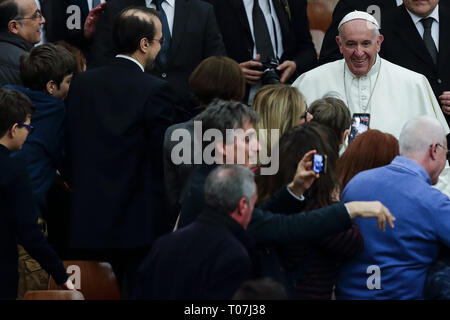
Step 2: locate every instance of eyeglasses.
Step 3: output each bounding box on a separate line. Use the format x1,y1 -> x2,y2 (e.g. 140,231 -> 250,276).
434,143 -> 450,160
18,122 -> 34,134
153,35 -> 164,45
15,9 -> 43,21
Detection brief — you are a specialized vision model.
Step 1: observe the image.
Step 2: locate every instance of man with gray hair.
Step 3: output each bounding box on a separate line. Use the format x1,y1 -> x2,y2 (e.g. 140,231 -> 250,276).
336,116 -> 450,299
134,165 -> 257,299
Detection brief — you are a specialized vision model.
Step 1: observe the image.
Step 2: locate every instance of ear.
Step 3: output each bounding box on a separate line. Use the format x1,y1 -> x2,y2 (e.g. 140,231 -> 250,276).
231,197 -> 249,225
9,123 -> 19,138
7,20 -> 20,34
429,143 -> 438,161
376,34 -> 384,52
139,37 -> 149,53
46,80 -> 56,96
341,129 -> 350,146
336,35 -> 344,54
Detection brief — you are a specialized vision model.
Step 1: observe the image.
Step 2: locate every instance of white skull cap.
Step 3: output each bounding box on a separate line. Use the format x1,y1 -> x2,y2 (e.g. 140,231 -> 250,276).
338,10 -> 380,30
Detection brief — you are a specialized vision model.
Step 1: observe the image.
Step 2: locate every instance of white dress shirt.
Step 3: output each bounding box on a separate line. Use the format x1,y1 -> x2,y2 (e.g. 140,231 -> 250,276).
243,0 -> 284,104
146,0 -> 175,35
405,4 -> 439,51
242,0 -> 284,60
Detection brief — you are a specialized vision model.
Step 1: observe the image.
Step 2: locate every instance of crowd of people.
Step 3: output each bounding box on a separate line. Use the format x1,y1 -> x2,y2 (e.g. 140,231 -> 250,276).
1,0 -> 450,301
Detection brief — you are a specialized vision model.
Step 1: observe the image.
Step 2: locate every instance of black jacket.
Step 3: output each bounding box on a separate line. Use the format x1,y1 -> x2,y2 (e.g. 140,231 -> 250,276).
179,164 -> 352,245
0,32 -> 33,87
134,206 -> 254,299
380,4 -> 450,125
65,57 -> 176,249
0,145 -> 67,299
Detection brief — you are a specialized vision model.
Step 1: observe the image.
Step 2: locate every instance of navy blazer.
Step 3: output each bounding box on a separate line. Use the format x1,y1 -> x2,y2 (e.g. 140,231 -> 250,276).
65,57 -> 176,249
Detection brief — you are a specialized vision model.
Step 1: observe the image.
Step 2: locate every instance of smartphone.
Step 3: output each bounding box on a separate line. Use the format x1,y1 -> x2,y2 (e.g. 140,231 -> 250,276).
313,154 -> 327,174
349,113 -> 370,144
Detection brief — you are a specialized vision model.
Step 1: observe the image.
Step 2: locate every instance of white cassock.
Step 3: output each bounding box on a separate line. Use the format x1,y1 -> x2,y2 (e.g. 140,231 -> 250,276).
292,55 -> 450,197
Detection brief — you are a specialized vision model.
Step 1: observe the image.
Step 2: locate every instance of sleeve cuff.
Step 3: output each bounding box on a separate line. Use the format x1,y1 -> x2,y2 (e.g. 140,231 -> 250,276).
286,186 -> 305,201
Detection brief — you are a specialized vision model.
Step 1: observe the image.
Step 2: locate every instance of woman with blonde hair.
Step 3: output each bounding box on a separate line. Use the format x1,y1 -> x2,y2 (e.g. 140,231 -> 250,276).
252,84 -> 312,157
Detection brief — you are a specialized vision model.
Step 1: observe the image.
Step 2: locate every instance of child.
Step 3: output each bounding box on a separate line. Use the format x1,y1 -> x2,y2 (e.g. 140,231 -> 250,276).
0,88 -> 73,299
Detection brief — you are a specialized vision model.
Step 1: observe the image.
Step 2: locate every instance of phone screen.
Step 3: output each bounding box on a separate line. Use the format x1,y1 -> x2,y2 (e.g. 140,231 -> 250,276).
313,154 -> 327,173
349,113 -> 370,144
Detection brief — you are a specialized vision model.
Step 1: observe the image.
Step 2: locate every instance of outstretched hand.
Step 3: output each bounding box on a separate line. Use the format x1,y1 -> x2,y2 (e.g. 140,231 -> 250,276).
346,201 -> 396,232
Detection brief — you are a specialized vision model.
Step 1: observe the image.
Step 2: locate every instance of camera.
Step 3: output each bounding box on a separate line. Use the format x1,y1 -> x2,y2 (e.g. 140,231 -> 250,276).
313,154 -> 327,174
256,57 -> 281,85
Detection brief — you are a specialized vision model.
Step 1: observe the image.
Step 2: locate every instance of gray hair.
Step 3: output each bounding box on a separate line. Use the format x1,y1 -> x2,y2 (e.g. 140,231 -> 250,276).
399,116 -> 446,157
204,165 -> 255,214
195,99 -> 259,143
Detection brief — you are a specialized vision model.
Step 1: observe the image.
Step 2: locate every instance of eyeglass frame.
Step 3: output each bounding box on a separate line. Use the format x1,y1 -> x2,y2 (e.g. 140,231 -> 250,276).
140,34 -> 164,46
14,9 -> 43,21
432,143 -> 450,160
18,122 -> 34,134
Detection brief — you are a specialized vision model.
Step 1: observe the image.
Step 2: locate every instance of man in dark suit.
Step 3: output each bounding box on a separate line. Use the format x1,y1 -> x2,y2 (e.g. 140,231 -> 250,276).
380,0 -> 450,125
134,165 -> 256,300
89,0 -> 226,98
65,6 -> 175,297
204,0 -> 317,102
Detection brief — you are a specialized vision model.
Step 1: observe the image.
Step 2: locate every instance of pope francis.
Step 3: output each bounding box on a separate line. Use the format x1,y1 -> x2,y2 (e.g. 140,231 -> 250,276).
292,10 -> 450,196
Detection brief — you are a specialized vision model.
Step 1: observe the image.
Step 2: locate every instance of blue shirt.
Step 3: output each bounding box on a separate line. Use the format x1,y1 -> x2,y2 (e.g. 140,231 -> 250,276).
337,156 -> 450,299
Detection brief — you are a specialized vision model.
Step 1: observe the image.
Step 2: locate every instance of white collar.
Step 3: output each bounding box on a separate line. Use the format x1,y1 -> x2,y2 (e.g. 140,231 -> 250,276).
344,54 -> 382,80
115,54 -> 145,72
406,4 -> 439,25
146,0 -> 175,8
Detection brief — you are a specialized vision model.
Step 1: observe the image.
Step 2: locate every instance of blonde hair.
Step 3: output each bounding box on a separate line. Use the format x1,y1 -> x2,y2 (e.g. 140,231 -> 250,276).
252,84 -> 306,156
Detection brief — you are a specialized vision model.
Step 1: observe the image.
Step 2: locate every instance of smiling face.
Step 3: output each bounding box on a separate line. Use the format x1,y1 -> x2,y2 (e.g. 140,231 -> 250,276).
14,0 -> 45,44
403,0 -> 439,17
336,19 -> 383,78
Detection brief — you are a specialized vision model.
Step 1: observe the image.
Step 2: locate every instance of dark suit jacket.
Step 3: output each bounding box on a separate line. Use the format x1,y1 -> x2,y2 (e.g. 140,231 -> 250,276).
0,145 -> 67,299
39,0 -> 67,43
380,4 -> 450,124
133,206 -> 254,299
89,0 -> 226,97
205,0 -> 317,81
65,57 -> 176,249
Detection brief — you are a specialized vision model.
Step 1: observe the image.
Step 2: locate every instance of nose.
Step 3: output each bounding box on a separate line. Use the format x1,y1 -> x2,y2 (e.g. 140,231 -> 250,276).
306,112 -> 313,123
353,46 -> 365,57
40,14 -> 46,24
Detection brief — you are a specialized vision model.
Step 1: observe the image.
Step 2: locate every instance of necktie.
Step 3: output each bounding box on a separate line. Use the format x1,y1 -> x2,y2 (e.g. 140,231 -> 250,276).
252,0 -> 275,62
420,17 -> 438,65
92,0 -> 101,9
154,0 -> 171,67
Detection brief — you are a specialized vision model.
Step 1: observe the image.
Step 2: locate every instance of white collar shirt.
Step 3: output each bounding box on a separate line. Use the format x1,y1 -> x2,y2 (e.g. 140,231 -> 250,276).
146,0 -> 175,35
406,4 -> 439,50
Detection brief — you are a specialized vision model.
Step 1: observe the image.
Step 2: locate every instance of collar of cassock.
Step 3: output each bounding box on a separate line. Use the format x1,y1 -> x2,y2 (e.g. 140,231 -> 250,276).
344,53 -> 381,81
